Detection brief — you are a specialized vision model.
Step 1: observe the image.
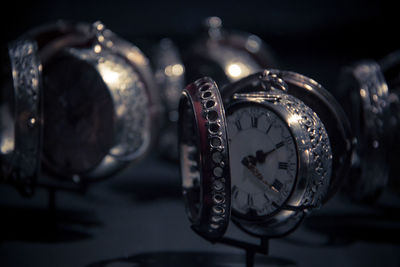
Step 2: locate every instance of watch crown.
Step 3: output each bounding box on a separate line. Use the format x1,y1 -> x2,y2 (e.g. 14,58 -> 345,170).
260,70 -> 288,92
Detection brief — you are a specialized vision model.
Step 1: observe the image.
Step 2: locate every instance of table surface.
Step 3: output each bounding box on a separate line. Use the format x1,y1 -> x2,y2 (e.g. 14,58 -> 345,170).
1,155 -> 399,267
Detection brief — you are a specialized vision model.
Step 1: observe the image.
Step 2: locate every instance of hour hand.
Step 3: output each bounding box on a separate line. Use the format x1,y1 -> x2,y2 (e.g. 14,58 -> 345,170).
241,155 -> 257,167
256,148 -> 276,163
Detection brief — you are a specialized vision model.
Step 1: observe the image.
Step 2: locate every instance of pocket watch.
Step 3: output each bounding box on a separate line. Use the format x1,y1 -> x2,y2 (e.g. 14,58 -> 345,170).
338,60 -> 391,202
183,16 -> 277,89
153,38 -> 185,161
222,70 -> 353,203
179,70 -> 343,238
23,21 -> 160,181
0,39 -> 43,196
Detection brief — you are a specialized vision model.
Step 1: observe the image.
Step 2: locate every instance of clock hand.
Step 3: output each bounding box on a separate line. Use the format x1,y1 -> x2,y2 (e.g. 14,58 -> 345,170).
242,148 -> 276,166
256,148 -> 276,163
241,156 -> 278,192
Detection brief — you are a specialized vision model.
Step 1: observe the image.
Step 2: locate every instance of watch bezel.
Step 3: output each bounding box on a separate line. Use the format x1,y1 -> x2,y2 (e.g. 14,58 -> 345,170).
225,100 -> 300,222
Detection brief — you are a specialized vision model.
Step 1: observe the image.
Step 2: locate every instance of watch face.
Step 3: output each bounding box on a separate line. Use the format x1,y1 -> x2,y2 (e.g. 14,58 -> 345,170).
42,47 -> 152,177
42,51 -> 115,175
226,103 -> 298,219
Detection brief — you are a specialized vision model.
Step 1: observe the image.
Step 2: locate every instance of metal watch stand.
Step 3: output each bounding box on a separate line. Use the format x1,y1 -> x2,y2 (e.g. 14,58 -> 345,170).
215,236 -> 269,267
36,174 -> 88,212
194,228 -> 270,267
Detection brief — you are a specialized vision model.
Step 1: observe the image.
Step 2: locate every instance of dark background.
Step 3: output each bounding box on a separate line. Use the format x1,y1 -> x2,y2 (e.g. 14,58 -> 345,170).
1,0 -> 399,90
1,1 -> 400,266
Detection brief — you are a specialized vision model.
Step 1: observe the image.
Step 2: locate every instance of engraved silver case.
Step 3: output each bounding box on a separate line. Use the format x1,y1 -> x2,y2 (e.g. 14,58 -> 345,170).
0,39 -> 42,196
222,70 -> 353,203
26,21 -> 160,180
228,90 -> 332,237
338,60 -> 391,201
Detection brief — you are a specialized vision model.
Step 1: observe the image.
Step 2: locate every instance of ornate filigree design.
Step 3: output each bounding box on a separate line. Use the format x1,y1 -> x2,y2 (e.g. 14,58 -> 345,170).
354,62 -> 389,138
68,38 -> 150,161
278,94 -> 332,208
197,79 -> 229,232
343,61 -> 390,201
6,39 -> 42,194
180,77 -> 231,240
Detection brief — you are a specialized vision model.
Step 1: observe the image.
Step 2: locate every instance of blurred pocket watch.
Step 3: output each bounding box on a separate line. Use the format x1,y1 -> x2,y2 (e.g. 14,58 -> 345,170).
178,70 -> 352,239
183,16 -> 277,91
152,38 -> 185,161
1,21 -> 161,192
338,60 -> 393,202
337,53 -> 400,202
159,16 -> 277,162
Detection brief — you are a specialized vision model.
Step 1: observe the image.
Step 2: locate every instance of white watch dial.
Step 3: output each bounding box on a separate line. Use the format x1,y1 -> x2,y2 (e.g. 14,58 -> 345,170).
227,104 -> 298,218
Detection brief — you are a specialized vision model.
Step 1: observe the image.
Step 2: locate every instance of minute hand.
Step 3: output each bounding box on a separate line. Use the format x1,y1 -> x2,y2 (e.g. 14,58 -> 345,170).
256,148 -> 276,163
242,159 -> 278,192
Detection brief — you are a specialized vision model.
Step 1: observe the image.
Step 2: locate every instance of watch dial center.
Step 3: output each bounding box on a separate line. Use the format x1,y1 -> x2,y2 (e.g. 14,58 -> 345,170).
227,104 -> 297,218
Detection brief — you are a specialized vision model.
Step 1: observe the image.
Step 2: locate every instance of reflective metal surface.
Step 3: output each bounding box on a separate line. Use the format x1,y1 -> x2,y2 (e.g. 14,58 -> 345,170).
24,21 -> 161,181
179,77 -> 231,240
224,71 -> 332,237
0,39 -> 43,196
179,70 -> 335,239
183,17 -> 277,89
338,60 -> 391,202
223,70 -> 353,203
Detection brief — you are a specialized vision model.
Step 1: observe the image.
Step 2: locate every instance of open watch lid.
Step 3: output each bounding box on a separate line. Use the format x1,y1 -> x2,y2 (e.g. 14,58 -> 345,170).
179,77 -> 231,240
0,39 -> 43,196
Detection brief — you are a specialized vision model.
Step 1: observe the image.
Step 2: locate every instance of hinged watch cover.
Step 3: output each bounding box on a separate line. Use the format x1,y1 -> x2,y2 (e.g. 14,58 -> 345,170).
0,39 -> 43,196
179,77 -> 231,240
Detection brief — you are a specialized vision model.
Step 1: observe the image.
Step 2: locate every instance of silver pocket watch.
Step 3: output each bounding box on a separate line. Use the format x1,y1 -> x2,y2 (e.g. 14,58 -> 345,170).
179,70 -> 351,238
338,60 -> 391,202
1,21 -> 161,192
29,21 -> 161,181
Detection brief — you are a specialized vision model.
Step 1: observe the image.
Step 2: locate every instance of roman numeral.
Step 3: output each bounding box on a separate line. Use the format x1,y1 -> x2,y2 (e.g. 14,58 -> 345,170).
275,141 -> 284,149
266,124 -> 272,134
235,120 -> 242,131
232,185 -> 239,198
247,194 -> 253,206
271,179 -> 283,192
251,116 -> 258,128
278,162 -> 288,170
